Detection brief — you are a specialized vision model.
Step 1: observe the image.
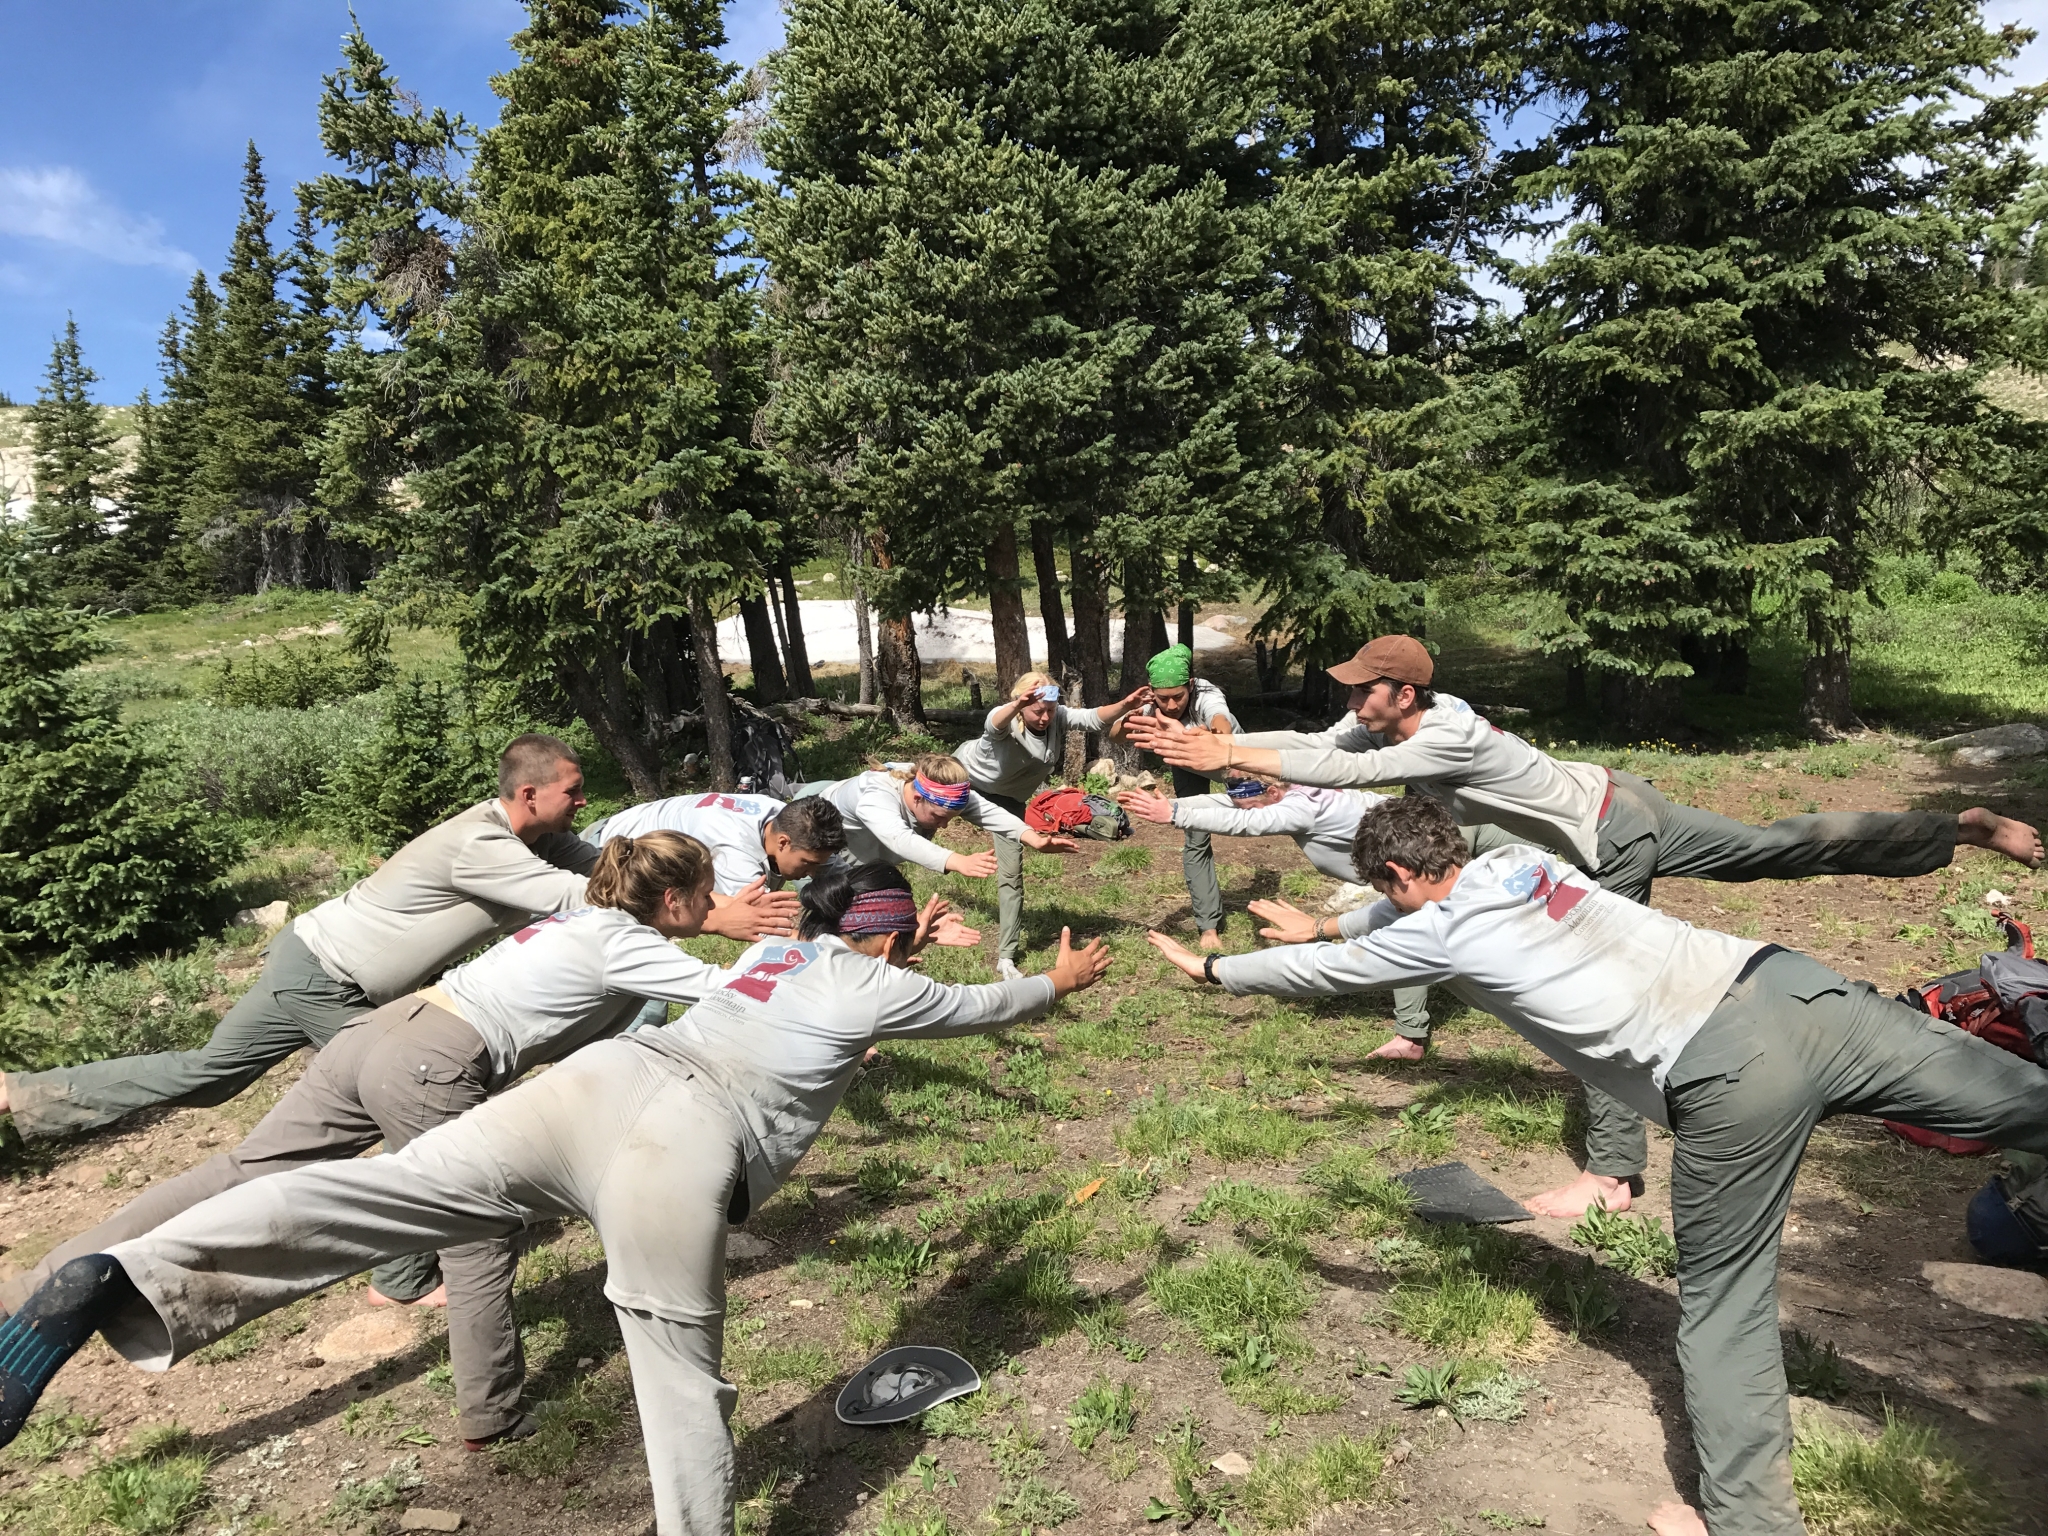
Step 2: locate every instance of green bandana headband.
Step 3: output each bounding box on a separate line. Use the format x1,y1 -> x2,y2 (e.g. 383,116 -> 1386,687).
1147,643 -> 1193,688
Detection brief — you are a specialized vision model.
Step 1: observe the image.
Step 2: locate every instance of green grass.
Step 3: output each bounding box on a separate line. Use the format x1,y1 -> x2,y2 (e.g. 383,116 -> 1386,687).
0,1424 -> 211,1536
1791,1410 -> 2004,1536
1146,1250 -> 1316,1355
1118,1089 -> 1326,1164
1386,1269 -> 1537,1354
1065,1377 -> 1139,1451
1240,1432 -> 1392,1530
1569,1205 -> 1678,1279
4,1405 -> 102,1466
733,1339 -> 837,1389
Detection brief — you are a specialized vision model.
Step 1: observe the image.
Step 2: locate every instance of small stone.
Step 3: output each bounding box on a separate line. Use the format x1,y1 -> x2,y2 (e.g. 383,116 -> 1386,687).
726,1231 -> 775,1261
1388,1438 -> 1413,1464
398,1510 -> 464,1532
300,1357 -> 325,1369
576,1357 -> 595,1370
316,1310 -> 418,1363
1922,1261 -> 2048,1321
233,899 -> 292,932
1209,1452 -> 1252,1478
788,1298 -> 814,1309
69,1164 -> 108,1188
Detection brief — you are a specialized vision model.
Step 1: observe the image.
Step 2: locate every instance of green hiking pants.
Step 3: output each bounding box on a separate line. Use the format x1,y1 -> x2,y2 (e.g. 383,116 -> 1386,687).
7,926 -> 372,1141
988,791 -> 1033,963
1173,767 -> 1225,935
1664,947 -> 2048,1534
1581,772 -> 1959,1181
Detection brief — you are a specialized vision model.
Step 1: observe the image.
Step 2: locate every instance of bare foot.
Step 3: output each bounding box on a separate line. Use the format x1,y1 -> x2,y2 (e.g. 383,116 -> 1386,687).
1524,1170 -> 1633,1219
1646,1500 -> 1709,1536
1198,930 -> 1224,952
1958,807 -> 2044,868
367,1283 -> 448,1308
1366,1036 -> 1427,1062
0,1072 -> 9,1114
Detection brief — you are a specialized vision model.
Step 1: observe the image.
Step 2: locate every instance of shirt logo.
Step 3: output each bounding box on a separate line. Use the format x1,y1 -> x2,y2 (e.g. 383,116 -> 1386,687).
694,793 -> 764,814
510,909 -> 587,943
1501,862 -> 1590,921
725,942 -> 818,1001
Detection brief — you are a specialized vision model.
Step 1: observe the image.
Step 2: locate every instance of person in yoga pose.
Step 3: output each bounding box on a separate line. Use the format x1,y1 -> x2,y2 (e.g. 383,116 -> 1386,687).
1129,632 -> 2044,1216
0,863 -> 1113,1534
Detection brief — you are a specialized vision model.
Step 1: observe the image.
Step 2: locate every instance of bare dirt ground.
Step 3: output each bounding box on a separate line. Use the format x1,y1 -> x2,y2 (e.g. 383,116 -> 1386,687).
5,741 -> 2048,1534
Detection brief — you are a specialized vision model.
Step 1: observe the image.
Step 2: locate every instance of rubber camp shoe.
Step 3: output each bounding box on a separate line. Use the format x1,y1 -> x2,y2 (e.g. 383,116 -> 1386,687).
995,958 -> 1024,982
463,1414 -> 538,1452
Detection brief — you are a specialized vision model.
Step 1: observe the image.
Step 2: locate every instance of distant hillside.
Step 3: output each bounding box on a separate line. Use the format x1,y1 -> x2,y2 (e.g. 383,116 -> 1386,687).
0,403 -> 142,516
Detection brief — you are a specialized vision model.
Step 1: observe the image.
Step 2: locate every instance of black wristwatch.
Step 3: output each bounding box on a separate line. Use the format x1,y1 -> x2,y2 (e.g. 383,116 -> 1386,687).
1202,953 -> 1220,985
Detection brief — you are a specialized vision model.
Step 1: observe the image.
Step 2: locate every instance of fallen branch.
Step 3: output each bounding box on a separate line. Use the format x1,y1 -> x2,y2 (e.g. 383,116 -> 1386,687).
767,697 -> 983,728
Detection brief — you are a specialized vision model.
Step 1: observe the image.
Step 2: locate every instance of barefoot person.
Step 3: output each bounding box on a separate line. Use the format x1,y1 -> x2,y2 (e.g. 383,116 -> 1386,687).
0,832 -> 731,1449
584,794 -> 847,1027
0,734 -> 600,1143
1146,794 -> 2048,1536
1119,778 -> 1519,1058
0,865 -> 1113,1536
795,756 -> 1078,946
1108,643 -> 1238,950
956,671 -> 1148,978
1130,633 -> 2044,1216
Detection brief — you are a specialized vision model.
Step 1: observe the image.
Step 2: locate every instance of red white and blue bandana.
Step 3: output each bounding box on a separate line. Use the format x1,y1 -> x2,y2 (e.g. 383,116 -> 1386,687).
911,774 -> 971,811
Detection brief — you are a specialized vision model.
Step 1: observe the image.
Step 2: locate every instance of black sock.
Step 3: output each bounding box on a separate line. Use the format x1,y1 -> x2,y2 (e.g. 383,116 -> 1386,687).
0,1255 -> 140,1447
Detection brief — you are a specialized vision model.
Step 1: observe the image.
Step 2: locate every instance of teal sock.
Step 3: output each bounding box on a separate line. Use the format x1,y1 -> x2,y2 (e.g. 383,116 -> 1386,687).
0,1254 -> 139,1447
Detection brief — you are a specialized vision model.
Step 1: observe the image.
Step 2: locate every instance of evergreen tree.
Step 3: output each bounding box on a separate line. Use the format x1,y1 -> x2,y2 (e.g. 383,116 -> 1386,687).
0,532 -> 231,969
760,0 -> 1305,725
1514,0 -> 2044,730
120,277 -> 219,606
308,4 -> 770,795
25,318 -> 122,608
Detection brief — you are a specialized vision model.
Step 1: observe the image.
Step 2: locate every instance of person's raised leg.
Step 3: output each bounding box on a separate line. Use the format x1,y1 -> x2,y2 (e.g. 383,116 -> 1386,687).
0,1008 -> 398,1315
1,927 -> 366,1139
1652,795 -> 2038,884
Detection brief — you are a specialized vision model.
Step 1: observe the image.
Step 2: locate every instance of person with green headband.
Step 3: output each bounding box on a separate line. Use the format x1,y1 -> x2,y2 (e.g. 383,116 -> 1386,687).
1109,642 -> 1238,949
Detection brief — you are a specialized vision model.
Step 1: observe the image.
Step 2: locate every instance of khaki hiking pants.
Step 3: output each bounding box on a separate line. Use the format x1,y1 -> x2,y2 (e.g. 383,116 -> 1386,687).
5,998 -> 523,1441
1580,771 -> 1958,1183
6,925 -> 373,1141
98,1037 -> 742,1536
1664,948 -> 2048,1534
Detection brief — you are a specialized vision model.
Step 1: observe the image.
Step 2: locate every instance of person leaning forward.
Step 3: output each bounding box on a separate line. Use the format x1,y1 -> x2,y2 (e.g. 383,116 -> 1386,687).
1126,633 -> 2045,1218
1149,794 -> 2048,1536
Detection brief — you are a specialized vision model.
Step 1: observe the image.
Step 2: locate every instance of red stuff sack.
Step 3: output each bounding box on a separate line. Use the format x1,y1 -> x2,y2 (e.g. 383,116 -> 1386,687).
1024,786 -> 1132,840
1885,915 -> 2048,1155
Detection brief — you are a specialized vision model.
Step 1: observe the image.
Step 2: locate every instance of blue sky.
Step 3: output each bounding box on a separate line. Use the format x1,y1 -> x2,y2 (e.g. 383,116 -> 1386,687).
2,0 -> 2044,405
0,0 -> 788,404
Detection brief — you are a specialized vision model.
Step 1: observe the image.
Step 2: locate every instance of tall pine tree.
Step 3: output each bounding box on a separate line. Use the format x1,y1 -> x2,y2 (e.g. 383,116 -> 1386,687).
308,3 -> 771,794
120,276 -> 220,607
25,318 -> 122,609
1515,0 -> 2044,730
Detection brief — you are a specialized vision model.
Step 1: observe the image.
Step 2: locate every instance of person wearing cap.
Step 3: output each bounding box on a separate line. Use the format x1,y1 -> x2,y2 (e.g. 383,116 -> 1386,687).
1145,793 -> 2048,1536
1129,633 -> 2045,1217
1108,643 -> 1239,950
1118,777 -> 1521,1053
955,671 -> 1150,979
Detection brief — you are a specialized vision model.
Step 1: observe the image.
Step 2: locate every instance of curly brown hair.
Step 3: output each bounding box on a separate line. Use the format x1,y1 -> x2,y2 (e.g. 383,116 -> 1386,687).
1350,794 -> 1467,885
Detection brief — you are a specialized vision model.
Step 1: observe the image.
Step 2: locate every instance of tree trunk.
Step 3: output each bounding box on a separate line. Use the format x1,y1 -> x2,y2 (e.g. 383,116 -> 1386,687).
850,528 -> 877,706
686,590 -> 738,789
876,614 -> 925,727
1565,663 -> 1586,712
774,560 -> 815,696
1177,553 -> 1197,649
1030,521 -> 1069,679
559,652 -> 664,801
1599,670 -> 1682,734
1300,663 -> 1337,718
1117,600 -> 1154,697
1066,535 -> 1112,707
1802,646 -> 1858,737
988,522 -> 1031,692
739,592 -> 788,702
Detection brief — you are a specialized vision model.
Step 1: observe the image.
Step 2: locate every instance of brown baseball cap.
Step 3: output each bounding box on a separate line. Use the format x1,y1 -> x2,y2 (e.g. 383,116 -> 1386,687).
1327,635 -> 1434,688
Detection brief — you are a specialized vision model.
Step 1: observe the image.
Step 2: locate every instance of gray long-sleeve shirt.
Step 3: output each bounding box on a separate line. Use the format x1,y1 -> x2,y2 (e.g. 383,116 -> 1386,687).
1232,693 -> 1611,868
644,936 -> 1058,1211
1220,846 -> 1757,1127
1170,786 -> 1388,881
293,799 -> 598,1004
810,770 -> 1030,871
954,704 -> 1108,802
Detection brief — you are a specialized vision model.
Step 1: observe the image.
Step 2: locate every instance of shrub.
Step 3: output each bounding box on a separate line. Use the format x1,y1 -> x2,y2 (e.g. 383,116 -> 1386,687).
0,541 -> 234,968
141,699 -> 380,823
313,673 -> 499,851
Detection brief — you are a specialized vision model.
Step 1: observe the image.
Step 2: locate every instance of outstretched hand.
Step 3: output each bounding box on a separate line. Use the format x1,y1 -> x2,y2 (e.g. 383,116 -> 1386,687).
912,895 -> 983,951
1145,930 -> 1207,980
1117,789 -> 1175,825
1022,829 -> 1079,853
944,849 -> 1000,880
1046,927 -> 1113,996
1126,717 -> 1228,772
1247,898 -> 1320,945
703,879 -> 801,941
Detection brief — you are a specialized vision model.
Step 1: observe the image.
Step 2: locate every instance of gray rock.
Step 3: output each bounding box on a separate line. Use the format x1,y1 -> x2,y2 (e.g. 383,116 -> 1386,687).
1925,722 -> 2048,766
398,1510 -> 463,1533
1922,1260 -> 2048,1321
233,899 -> 291,932
727,1230 -> 776,1261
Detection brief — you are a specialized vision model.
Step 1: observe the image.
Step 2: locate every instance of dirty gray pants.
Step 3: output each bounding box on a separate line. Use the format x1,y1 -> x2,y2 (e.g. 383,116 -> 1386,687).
6,926 -> 372,1142
1173,768 -> 1225,935
984,792 -> 1034,962
1663,947 -> 2048,1534
1386,823 -> 1528,1044
1581,772 -> 1960,1181
10,998 -> 524,1440
99,1037 -> 742,1536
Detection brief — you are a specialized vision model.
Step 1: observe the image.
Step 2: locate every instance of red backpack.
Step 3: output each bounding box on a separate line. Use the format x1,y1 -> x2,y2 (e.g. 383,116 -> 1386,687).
1024,786 -> 1132,841
1885,914 -> 2048,1155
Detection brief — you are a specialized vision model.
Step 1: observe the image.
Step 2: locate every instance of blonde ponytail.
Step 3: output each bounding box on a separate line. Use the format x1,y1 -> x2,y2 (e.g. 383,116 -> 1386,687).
586,830 -> 713,923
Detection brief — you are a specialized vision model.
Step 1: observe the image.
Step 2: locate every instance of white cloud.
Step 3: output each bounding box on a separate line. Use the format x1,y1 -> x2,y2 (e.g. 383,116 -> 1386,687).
0,167 -> 195,271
